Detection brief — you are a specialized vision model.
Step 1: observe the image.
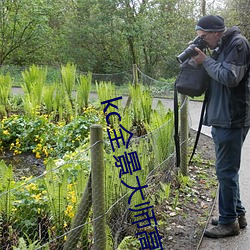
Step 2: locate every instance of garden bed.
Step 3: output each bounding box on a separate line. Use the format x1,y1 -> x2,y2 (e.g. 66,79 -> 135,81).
158,130 -> 217,250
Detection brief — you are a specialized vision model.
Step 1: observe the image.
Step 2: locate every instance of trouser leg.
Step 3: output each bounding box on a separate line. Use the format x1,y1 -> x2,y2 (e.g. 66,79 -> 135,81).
211,126 -> 249,225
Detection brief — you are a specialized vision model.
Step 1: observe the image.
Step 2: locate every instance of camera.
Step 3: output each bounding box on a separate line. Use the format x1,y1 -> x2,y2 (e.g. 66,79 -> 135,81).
176,36 -> 208,64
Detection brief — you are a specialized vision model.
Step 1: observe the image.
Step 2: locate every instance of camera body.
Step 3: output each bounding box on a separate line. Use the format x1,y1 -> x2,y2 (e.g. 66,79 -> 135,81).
176,36 -> 208,63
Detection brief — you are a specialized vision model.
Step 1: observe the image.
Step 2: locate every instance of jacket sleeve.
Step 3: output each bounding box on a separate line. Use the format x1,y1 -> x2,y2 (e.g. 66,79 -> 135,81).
203,37 -> 250,87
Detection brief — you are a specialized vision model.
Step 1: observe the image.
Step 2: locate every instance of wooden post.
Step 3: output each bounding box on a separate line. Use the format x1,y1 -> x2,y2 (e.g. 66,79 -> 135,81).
91,124 -> 106,250
124,64 -> 138,111
180,94 -> 188,176
133,64 -> 138,86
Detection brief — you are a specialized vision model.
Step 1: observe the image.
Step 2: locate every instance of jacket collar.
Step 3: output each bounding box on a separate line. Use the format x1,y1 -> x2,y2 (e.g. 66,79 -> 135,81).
212,26 -> 241,58
221,26 -> 241,46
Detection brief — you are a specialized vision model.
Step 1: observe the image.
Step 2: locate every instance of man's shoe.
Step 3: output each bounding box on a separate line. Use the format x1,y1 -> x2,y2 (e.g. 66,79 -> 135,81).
238,215 -> 248,228
211,214 -> 247,229
204,222 -> 240,238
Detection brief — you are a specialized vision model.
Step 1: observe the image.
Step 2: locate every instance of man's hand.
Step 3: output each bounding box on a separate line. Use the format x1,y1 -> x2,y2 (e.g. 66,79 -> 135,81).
192,47 -> 207,64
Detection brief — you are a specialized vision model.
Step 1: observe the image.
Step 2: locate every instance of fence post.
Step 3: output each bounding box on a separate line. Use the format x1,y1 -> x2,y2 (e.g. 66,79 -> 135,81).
125,64 -> 137,110
180,94 -> 188,176
133,64 -> 138,85
91,124 -> 106,250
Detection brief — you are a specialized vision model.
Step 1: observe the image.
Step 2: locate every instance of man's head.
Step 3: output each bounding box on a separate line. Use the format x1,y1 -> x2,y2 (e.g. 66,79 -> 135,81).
195,15 -> 225,49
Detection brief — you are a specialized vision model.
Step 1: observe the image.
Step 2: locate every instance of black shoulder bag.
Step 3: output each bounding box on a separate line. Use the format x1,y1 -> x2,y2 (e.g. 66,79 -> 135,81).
174,58 -> 210,168
175,58 -> 208,97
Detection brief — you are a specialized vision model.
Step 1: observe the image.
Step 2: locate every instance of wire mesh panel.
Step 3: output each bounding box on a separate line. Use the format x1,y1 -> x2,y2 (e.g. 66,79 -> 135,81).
0,66 -> 191,249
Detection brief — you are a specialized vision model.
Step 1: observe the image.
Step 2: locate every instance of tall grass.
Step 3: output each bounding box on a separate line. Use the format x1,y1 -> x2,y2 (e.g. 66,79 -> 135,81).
129,83 -> 152,124
0,73 -> 12,116
43,84 -> 55,114
0,161 -> 14,222
61,63 -> 76,103
145,100 -> 175,164
76,72 -> 92,112
96,81 -> 122,127
21,65 -> 47,118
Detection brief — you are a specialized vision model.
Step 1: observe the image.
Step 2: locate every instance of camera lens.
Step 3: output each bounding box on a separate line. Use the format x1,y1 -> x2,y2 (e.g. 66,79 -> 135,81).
176,45 -> 198,63
176,37 -> 207,63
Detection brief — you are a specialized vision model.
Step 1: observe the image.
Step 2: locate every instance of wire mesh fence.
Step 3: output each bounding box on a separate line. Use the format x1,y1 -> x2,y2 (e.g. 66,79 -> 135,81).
0,65 -> 190,249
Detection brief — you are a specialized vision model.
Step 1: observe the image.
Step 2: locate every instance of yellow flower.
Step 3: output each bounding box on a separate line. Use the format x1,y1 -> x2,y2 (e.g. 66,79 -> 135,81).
12,207 -> 17,212
26,183 -> 37,191
65,205 -> 74,218
14,149 -> 22,155
3,130 -> 9,135
71,195 -> 76,204
32,193 -> 42,201
36,152 -> 41,159
42,147 -> 49,157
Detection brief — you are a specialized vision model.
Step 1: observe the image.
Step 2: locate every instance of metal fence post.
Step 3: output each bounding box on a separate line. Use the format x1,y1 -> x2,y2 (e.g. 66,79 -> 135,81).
180,94 -> 189,176
91,124 -> 106,250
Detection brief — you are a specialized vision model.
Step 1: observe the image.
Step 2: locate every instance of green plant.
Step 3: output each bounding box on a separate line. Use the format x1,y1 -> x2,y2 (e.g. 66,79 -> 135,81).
141,89 -> 153,124
42,157 -> 90,243
161,182 -> 171,201
153,182 -> 171,205
12,177 -> 49,241
21,65 -> 47,118
0,73 -> 12,117
43,84 -> 55,114
96,81 -> 118,104
178,173 -> 191,189
43,159 -> 69,224
13,233 -> 48,250
0,161 -> 15,222
60,62 -> 76,102
0,110 -> 101,158
145,100 -> 174,164
172,190 -> 180,210
51,81 -> 74,122
76,72 -> 92,111
130,84 -> 152,123
117,236 -> 141,250
96,81 -> 122,127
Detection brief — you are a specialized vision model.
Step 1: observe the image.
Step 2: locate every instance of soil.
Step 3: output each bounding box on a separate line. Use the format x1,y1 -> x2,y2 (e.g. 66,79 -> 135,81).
0,152 -> 45,180
157,130 -> 217,250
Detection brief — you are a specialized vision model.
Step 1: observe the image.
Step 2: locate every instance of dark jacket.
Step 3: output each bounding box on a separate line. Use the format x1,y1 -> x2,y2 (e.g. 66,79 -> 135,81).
203,26 -> 250,128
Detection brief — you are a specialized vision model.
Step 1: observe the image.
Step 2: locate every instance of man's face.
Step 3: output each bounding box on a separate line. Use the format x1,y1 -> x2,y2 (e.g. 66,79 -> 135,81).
196,30 -> 221,49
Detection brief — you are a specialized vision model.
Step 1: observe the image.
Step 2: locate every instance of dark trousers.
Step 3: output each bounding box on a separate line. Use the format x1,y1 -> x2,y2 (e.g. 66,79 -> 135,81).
211,126 -> 249,225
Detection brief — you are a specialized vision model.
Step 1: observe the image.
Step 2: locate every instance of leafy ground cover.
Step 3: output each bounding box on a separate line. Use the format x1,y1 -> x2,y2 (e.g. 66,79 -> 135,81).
158,131 -> 217,250
3,129 -> 217,250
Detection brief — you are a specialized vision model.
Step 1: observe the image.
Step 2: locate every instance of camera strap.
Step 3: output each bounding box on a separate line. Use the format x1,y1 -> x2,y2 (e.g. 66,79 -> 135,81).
189,91 -> 208,164
174,82 -> 181,168
174,85 -> 208,168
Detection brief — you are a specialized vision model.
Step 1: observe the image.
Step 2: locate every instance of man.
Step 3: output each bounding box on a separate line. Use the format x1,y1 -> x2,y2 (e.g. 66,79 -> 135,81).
192,15 -> 250,238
